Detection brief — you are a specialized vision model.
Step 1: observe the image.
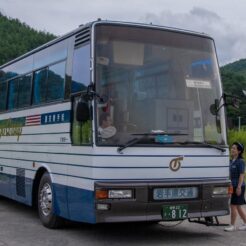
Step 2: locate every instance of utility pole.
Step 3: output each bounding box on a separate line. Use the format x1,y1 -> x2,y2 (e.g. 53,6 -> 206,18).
238,116 -> 241,131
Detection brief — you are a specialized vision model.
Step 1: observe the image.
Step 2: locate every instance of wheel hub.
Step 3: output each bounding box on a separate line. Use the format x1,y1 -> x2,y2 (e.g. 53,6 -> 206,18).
39,183 -> 52,216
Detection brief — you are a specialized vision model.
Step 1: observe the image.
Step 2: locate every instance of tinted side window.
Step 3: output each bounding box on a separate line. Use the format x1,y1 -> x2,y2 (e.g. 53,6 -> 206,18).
72,44 -> 90,93
33,68 -> 48,104
34,40 -> 68,69
46,62 -> 65,102
8,79 -> 19,110
0,82 -> 7,111
0,70 -> 5,83
18,74 -> 32,108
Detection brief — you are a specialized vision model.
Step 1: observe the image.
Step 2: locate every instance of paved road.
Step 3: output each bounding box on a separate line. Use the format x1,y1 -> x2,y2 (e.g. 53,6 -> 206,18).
0,196 -> 245,246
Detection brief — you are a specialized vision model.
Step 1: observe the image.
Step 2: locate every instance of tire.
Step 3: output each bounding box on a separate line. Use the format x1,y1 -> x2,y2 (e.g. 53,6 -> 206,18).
38,172 -> 62,228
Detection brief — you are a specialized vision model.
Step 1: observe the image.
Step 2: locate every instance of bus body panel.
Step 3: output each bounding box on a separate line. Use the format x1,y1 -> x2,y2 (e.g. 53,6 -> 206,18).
0,21 -> 230,224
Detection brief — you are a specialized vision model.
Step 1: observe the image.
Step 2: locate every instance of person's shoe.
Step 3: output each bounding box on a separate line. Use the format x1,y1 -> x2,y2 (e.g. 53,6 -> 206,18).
224,225 -> 236,232
238,224 -> 246,231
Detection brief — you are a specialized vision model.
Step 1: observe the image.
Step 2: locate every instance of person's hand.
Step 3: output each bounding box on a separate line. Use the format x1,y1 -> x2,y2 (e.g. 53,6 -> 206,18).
236,186 -> 242,196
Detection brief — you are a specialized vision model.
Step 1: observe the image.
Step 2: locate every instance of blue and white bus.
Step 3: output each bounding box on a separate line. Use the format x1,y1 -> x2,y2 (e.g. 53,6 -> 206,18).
0,20 -> 230,228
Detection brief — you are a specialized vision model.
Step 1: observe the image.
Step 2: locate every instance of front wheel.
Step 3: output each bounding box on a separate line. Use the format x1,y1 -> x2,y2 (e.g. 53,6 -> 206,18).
38,172 -> 62,228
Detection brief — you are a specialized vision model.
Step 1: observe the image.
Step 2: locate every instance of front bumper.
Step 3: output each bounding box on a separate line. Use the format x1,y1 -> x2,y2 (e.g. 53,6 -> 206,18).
95,180 -> 230,223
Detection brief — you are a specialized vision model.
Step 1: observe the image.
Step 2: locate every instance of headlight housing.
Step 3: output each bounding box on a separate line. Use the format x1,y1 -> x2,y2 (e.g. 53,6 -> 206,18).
108,189 -> 133,199
212,187 -> 228,196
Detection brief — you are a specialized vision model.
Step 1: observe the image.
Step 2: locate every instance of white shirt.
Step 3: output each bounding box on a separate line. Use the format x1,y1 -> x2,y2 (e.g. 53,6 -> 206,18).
98,126 -> 117,139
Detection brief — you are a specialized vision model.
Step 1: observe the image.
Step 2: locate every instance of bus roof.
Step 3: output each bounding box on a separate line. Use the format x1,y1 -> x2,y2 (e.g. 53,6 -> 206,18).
0,20 -> 213,70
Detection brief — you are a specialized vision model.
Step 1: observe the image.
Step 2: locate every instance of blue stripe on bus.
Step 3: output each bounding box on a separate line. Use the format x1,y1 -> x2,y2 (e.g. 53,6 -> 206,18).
0,172 -> 33,205
41,110 -> 70,125
0,172 -> 96,223
52,183 -> 95,223
64,184 -> 96,223
0,110 -> 71,126
0,172 -> 230,223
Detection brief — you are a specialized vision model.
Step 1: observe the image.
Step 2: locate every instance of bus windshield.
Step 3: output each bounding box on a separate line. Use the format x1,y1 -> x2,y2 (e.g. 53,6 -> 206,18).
95,24 -> 225,146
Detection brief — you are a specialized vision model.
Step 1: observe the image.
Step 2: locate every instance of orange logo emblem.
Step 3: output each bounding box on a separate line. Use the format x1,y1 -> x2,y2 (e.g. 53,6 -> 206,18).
169,156 -> 183,171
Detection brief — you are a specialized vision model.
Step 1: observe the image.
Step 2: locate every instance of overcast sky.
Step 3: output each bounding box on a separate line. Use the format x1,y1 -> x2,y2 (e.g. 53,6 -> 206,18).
1,0 -> 246,65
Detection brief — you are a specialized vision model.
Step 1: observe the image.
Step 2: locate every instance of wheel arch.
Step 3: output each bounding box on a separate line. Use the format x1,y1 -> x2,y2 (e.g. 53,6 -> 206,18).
32,166 -> 52,208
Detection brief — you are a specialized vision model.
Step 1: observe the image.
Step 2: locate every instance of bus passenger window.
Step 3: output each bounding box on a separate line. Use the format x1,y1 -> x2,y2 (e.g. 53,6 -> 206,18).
72,96 -> 92,145
18,74 -> 32,108
46,62 -> 66,102
71,45 -> 90,93
0,82 -> 7,111
33,68 -> 48,105
8,79 -> 19,110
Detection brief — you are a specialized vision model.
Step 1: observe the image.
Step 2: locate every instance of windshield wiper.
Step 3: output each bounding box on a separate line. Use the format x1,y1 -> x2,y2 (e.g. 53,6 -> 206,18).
117,132 -> 188,154
178,141 -> 226,152
117,137 -> 146,154
117,138 -> 227,154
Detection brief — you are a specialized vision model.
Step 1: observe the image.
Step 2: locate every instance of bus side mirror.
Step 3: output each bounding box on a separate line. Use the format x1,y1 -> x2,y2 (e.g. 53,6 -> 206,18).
210,99 -> 219,115
209,99 -> 221,133
76,101 -> 90,123
210,94 -> 241,116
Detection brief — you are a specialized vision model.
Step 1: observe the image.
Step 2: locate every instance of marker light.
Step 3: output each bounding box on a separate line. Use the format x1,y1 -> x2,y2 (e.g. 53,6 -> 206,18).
108,189 -> 133,199
96,204 -> 110,210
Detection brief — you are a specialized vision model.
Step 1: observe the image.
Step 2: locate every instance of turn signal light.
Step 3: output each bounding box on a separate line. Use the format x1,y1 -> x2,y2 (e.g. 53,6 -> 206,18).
228,186 -> 233,195
95,190 -> 108,199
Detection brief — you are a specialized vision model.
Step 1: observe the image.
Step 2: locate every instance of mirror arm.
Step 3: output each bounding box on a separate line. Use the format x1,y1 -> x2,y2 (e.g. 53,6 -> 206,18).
216,103 -> 226,113
223,92 -> 240,100
214,94 -> 226,114
215,93 -> 241,113
83,84 -> 105,103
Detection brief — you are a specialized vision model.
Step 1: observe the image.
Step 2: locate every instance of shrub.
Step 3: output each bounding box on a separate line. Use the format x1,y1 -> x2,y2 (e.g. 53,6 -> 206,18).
228,130 -> 246,159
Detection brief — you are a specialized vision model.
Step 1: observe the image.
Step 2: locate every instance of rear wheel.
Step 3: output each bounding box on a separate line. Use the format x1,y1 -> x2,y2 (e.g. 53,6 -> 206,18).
38,172 -> 62,228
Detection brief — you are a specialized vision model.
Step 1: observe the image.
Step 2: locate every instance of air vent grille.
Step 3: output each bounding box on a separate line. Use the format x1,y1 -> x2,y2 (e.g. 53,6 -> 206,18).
16,168 -> 26,197
75,28 -> 90,48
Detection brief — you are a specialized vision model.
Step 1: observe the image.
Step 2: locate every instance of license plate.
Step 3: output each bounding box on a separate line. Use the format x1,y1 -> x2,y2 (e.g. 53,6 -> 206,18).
162,205 -> 188,220
153,187 -> 198,200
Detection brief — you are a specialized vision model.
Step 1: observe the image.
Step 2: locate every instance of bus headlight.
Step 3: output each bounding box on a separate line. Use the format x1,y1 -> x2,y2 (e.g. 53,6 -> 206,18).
108,189 -> 133,199
212,187 -> 228,196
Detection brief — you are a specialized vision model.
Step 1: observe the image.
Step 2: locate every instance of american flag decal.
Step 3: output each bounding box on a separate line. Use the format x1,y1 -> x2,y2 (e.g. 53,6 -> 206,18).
25,115 -> 41,126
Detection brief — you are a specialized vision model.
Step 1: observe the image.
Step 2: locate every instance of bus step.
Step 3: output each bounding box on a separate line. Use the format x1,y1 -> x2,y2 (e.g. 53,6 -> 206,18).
188,217 -> 229,227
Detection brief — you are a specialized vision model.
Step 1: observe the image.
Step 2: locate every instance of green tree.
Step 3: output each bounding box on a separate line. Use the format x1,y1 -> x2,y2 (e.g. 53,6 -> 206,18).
221,61 -> 246,127
0,12 -> 56,66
